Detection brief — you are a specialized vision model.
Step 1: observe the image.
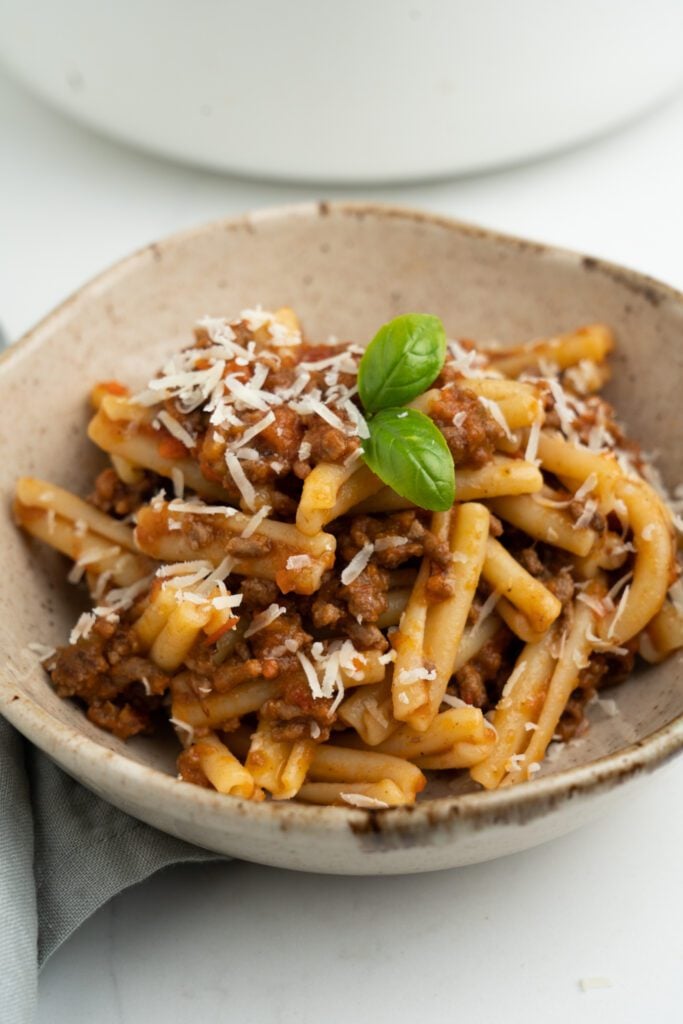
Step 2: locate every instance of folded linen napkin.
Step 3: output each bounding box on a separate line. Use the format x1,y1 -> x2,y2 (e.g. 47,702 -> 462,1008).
0,716 -> 220,1024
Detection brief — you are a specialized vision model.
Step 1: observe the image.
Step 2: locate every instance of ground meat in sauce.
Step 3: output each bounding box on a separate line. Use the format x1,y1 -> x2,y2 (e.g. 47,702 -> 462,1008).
225,535 -> 272,558
87,700 -> 153,739
239,578 -> 280,608
247,612 -> 311,667
342,511 -> 455,604
429,384 -> 503,466
50,618 -> 169,703
308,568 -> 389,650
554,642 -> 637,741
88,467 -> 161,519
260,693 -> 334,743
303,422 -> 357,464
163,341 -> 364,509
177,746 -> 212,788
516,545 -> 576,606
344,511 -> 450,571
49,617 -> 170,739
343,564 -> 390,622
454,629 -> 515,710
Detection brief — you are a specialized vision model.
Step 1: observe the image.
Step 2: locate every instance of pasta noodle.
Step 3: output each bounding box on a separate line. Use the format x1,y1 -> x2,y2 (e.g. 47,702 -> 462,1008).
15,307 -> 680,808
245,720 -> 315,799
482,537 -> 562,633
416,503 -> 489,729
502,597 -> 597,784
191,733 -> 256,798
481,324 -> 614,377
353,456 -> 543,513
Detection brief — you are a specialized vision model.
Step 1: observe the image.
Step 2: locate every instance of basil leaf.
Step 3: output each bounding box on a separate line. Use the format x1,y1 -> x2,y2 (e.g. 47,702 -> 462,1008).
362,408 -> 455,512
358,314 -> 447,413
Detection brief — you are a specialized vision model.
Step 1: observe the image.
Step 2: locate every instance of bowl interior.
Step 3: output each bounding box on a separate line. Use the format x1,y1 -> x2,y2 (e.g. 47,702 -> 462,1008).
2,202 -> 682,800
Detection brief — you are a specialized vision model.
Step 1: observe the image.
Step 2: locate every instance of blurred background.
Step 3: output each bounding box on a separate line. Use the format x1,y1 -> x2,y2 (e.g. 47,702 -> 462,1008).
2,4 -> 682,1022
2,0 -> 683,342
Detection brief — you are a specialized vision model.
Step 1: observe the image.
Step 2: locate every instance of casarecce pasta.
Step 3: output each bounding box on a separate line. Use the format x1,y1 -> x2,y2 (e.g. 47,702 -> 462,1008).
14,308 -> 683,809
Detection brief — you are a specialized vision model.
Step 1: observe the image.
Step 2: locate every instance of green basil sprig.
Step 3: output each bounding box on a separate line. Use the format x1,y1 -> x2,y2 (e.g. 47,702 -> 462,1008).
362,408 -> 455,512
357,314 -> 455,512
358,314 -> 446,412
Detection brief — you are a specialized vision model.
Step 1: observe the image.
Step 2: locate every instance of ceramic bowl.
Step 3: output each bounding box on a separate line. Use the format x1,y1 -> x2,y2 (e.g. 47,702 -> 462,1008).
1,2 -> 683,182
1,202 -> 681,874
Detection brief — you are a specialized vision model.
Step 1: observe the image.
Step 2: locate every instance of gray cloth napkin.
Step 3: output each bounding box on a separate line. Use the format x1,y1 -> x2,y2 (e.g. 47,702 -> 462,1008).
0,716 -> 222,1024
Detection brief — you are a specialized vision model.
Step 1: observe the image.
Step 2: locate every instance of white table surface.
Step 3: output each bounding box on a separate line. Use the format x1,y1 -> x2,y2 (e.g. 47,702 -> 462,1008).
1,65 -> 682,1023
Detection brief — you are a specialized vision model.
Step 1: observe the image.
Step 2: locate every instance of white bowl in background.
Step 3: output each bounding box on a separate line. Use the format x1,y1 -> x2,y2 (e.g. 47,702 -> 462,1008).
0,0 -> 682,183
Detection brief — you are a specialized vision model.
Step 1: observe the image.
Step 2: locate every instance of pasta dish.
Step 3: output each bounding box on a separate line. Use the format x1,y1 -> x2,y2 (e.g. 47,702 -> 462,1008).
14,308 -> 683,809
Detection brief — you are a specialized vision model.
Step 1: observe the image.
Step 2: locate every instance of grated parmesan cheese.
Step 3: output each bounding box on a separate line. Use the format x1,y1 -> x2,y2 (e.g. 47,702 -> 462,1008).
441,693 -> 468,709
573,472 -> 598,502
471,590 -> 500,633
373,535 -> 408,552
244,603 -> 286,638
68,613 -> 95,644
340,542 -> 374,585
157,560 -> 214,578
501,660 -> 527,699
68,608 -> 121,644
91,570 -> 113,602
607,584 -> 631,640
167,498 -> 237,516
524,416 -> 542,465
291,394 -> 346,432
156,410 -> 196,450
343,400 -> 370,439
241,504 -> 271,538
594,696 -> 619,717
285,554 -> 312,570
477,395 -> 514,441
169,716 -> 195,745
576,592 -> 607,616
605,571 -> 634,604
297,650 -> 324,699
233,410 -> 275,448
573,497 -> 599,530
75,546 -> 121,568
339,793 -> 390,810
171,467 -> 185,499
210,593 -> 243,611
396,666 -> 437,685
329,679 -> 346,714
547,378 -> 577,437
223,372 -> 277,413
67,562 -> 86,584
102,576 -> 154,612
235,446 -> 259,461
225,451 -> 257,510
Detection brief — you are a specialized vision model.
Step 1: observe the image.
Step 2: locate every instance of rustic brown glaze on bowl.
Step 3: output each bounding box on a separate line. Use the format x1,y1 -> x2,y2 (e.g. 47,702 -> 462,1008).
1,203 -> 681,873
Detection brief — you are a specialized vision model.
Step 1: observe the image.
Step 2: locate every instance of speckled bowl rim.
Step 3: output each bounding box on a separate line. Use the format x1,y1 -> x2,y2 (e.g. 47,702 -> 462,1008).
2,200 -> 682,840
